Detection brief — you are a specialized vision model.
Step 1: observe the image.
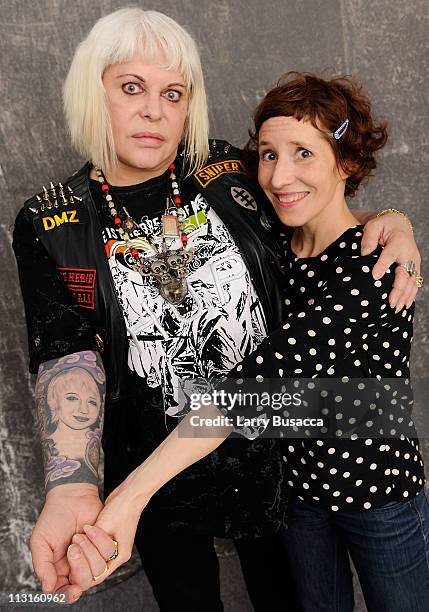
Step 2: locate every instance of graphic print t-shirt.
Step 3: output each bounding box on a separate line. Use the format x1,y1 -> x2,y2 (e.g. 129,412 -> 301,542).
90,172 -> 267,416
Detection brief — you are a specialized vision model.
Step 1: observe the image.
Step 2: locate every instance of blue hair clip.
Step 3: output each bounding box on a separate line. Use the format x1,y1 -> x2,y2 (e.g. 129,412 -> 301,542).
333,119 -> 349,140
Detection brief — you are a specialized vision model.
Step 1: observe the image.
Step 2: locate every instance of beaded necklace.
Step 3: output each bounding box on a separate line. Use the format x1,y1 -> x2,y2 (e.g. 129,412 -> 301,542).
96,162 -> 193,305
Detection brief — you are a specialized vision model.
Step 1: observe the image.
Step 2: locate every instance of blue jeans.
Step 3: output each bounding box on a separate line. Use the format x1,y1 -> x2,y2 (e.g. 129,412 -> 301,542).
280,487 -> 429,612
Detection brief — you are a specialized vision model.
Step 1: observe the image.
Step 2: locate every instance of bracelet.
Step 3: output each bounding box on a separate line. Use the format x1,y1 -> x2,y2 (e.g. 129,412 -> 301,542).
376,208 -> 414,233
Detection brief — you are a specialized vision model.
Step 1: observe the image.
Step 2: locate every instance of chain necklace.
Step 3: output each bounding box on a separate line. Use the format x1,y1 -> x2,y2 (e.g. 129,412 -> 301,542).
95,162 -> 194,305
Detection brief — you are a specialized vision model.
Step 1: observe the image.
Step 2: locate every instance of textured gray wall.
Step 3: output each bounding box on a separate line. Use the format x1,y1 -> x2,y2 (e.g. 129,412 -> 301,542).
1,0 -> 428,608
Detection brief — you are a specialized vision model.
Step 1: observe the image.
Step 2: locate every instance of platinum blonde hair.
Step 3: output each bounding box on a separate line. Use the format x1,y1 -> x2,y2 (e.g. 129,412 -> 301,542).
63,7 -> 209,173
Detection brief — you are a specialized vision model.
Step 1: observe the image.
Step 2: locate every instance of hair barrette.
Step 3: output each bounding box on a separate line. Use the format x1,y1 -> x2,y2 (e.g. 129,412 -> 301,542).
333,119 -> 349,140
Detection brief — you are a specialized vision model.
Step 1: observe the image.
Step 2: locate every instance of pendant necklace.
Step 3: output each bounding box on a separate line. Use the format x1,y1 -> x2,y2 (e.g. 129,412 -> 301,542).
95,162 -> 194,305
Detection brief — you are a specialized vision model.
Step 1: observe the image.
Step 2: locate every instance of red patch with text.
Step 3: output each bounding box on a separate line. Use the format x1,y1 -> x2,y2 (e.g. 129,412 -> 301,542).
57,267 -> 97,309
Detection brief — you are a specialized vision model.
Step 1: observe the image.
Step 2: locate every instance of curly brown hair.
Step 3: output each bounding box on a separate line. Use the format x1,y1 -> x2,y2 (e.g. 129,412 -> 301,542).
244,72 -> 388,197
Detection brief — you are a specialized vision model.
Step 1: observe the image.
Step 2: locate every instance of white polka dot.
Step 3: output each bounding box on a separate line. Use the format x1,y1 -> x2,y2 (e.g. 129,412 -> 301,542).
342,452 -> 350,459
351,289 -> 359,296
323,317 -> 332,324
334,304 -> 343,311
330,468 -> 337,475
328,339 -> 335,346
315,364 -> 323,371
356,457 -> 364,464
363,502 -> 372,509
333,491 -> 340,497
403,491 -> 409,498
370,486 -> 377,493
308,329 -> 316,337
288,337 -> 296,345
362,266 -> 370,273
331,505 -> 339,511
328,447 -> 335,454
346,497 -> 354,503
275,352 -> 283,359
336,267 -> 343,273
356,479 -> 363,486
256,356 -> 264,364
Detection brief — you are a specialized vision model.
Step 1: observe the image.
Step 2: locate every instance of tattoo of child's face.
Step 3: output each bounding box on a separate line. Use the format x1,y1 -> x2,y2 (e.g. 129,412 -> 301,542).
47,368 -> 101,431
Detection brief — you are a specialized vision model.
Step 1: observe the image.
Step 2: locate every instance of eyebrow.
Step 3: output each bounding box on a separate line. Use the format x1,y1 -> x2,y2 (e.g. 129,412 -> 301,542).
116,73 -> 187,88
258,139 -> 315,148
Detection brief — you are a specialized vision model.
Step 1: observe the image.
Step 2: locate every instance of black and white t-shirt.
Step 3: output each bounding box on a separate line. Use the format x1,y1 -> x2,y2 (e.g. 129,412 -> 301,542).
90,172 -> 267,416
226,225 -> 425,511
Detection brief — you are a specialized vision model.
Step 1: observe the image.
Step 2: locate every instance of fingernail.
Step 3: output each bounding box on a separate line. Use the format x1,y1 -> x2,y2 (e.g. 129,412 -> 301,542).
69,593 -> 81,604
373,270 -> 382,280
73,534 -> 86,545
395,306 -> 401,314
68,544 -> 81,559
83,524 -> 97,538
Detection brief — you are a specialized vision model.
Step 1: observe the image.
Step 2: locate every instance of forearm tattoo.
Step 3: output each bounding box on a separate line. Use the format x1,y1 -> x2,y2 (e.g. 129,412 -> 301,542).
35,351 -> 106,493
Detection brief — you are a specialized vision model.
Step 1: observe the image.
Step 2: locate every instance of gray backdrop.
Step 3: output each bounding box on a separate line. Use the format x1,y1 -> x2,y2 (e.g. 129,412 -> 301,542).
1,1 -> 428,610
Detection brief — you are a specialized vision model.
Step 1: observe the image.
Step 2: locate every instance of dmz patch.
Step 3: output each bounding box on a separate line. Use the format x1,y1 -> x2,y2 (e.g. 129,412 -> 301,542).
41,210 -> 80,231
57,267 -> 96,309
194,160 -> 245,188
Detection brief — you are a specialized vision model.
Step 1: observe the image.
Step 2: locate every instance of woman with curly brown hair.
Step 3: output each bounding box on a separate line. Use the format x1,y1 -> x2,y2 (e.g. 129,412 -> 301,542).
230,72 -> 429,611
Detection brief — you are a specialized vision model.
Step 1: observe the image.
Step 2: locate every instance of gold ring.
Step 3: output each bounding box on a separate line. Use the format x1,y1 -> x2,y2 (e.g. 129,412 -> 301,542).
400,261 -> 423,287
414,273 -> 424,288
107,539 -> 119,562
92,563 -> 108,581
400,261 -> 416,276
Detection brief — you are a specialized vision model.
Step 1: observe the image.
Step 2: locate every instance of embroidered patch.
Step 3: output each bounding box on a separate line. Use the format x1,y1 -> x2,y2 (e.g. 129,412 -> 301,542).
230,186 -> 257,211
57,267 -> 96,309
41,210 -> 80,231
194,160 -> 245,188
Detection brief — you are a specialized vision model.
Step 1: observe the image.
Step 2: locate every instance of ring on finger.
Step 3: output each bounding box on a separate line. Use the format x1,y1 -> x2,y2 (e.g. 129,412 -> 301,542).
92,563 -> 108,581
399,261 -> 423,288
106,539 -> 119,562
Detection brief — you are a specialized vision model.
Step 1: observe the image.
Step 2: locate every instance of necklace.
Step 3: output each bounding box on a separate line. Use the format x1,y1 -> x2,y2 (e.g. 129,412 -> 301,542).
95,163 -> 194,305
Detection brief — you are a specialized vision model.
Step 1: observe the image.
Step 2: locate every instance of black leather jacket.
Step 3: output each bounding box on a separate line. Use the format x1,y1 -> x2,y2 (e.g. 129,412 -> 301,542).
15,141 -> 284,403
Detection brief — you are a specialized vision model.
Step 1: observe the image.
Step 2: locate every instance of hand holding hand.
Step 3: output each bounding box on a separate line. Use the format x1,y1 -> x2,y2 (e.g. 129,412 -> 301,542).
66,480 -> 150,594
30,483 -> 103,604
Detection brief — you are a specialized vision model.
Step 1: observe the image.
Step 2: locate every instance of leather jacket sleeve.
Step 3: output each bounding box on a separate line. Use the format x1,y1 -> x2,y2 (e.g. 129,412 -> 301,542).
12,207 -> 99,373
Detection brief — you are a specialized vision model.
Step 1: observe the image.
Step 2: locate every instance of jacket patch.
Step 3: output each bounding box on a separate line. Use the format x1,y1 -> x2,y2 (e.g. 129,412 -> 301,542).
42,210 -> 80,231
230,186 -> 257,211
57,267 -> 96,309
194,160 -> 245,188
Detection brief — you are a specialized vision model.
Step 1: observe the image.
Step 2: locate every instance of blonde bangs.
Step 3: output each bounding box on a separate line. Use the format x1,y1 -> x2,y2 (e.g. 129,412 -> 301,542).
63,8 -> 209,174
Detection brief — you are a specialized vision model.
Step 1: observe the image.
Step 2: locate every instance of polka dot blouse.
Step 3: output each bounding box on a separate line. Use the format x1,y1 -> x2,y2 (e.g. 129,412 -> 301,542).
228,225 -> 425,511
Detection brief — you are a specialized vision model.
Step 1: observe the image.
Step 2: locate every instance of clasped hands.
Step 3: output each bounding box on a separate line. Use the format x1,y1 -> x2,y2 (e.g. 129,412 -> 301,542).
31,480 -> 147,604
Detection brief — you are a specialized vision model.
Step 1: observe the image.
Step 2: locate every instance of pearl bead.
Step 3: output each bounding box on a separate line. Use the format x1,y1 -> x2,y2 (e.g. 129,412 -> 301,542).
171,181 -> 179,189
173,188 -> 180,195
